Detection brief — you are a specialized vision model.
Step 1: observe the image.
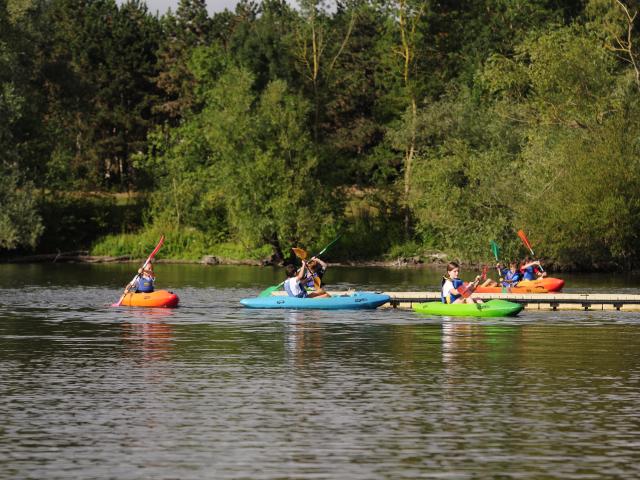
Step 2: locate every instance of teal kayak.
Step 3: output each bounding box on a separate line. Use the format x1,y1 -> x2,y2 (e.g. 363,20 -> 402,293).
240,292 -> 390,310
413,299 -> 523,317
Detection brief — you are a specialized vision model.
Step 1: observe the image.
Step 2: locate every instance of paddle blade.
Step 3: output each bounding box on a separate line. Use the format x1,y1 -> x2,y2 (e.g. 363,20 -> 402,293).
259,284 -> 282,297
490,240 -> 500,261
458,283 -> 473,299
517,229 -> 533,253
292,247 -> 308,260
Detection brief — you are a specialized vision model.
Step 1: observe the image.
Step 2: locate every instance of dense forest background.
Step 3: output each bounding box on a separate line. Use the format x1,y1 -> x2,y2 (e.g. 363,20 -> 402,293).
2,0 -> 640,269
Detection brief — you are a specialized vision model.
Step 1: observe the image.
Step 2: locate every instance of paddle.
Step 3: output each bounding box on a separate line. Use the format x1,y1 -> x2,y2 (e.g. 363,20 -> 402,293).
257,234 -> 342,297
517,229 -> 545,272
112,235 -> 165,307
490,240 -> 507,293
458,276 -> 481,299
292,247 -> 321,289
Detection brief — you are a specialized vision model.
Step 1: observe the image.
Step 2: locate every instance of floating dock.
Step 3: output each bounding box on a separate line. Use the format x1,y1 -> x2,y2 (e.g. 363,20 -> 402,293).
383,292 -> 640,311
271,290 -> 640,311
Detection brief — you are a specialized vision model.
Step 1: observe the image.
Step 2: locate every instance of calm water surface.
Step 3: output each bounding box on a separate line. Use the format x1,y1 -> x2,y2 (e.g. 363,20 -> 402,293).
1,264 -> 640,479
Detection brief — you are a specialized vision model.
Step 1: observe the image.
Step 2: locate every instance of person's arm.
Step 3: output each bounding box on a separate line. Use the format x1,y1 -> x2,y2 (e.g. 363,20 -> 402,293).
467,275 -> 481,292
295,262 -> 307,281
311,257 -> 327,270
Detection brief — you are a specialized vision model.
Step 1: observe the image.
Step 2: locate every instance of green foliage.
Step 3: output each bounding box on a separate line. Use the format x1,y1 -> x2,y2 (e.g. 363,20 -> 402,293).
92,226 -> 210,260
0,167 -> 43,250
4,0 -> 640,270
91,228 -> 272,260
37,193 -> 145,252
146,60 -> 338,259
406,84 -> 523,261
483,24 -> 640,269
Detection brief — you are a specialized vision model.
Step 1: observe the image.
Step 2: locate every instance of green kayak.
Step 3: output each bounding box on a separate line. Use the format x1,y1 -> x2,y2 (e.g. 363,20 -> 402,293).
413,299 -> 523,318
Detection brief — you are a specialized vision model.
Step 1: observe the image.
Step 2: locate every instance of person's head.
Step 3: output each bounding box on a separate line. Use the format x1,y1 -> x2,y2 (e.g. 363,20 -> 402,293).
307,259 -> 320,273
509,262 -> 517,272
285,264 -> 298,278
446,262 -> 460,279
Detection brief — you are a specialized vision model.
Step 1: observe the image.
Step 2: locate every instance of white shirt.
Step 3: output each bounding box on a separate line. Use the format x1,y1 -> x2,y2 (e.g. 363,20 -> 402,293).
441,279 -> 454,302
285,277 -> 305,297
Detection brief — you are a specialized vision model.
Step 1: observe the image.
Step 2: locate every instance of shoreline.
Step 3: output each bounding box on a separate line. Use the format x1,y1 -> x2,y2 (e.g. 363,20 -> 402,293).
0,251 -> 447,269
2,251 -> 632,273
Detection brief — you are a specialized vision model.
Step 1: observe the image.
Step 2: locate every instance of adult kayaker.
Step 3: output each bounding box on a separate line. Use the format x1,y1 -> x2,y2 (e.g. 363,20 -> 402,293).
304,256 -> 328,289
284,262 -> 330,299
134,261 -> 155,293
520,257 -> 546,281
441,262 -> 482,304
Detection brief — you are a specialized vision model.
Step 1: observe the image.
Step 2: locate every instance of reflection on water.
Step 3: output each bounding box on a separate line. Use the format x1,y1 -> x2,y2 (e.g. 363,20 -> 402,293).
0,264 -> 640,479
121,314 -> 175,363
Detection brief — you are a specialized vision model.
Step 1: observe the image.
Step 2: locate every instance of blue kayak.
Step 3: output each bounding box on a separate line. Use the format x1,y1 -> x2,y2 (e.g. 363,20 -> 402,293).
240,292 -> 390,310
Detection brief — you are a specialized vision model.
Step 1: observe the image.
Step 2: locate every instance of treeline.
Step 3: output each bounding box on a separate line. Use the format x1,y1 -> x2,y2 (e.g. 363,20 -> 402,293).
2,0 -> 640,269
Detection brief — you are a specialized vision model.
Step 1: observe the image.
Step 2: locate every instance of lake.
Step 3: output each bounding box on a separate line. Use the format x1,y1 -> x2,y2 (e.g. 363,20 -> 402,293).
1,263 -> 639,479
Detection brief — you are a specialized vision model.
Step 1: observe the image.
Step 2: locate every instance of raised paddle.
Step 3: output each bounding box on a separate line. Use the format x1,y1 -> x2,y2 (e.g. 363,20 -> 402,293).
258,234 -> 342,297
517,229 -> 545,272
292,247 -> 322,289
490,240 -> 507,293
112,235 -> 165,307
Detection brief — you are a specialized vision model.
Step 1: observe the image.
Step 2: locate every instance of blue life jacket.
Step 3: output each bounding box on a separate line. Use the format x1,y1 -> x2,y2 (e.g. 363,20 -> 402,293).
522,266 -> 536,281
284,278 -> 308,298
502,269 -> 521,287
304,268 -> 325,289
136,276 -> 154,293
441,278 -> 464,304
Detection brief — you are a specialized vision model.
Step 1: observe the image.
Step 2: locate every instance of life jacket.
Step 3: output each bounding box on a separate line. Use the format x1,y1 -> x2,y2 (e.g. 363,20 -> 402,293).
304,268 -> 325,289
284,277 -> 308,298
441,276 -> 464,304
136,275 -> 154,293
521,266 -> 536,281
502,269 -> 521,287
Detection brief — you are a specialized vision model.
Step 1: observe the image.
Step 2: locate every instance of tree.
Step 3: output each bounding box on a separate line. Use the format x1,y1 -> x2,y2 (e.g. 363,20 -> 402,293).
0,1 -> 43,250
155,0 -> 212,121
482,24 -> 640,268
146,62 -> 337,260
0,166 -> 43,250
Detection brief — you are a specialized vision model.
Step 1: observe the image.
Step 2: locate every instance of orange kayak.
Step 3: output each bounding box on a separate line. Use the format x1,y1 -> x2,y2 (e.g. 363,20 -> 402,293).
474,277 -> 565,294
119,289 -> 180,308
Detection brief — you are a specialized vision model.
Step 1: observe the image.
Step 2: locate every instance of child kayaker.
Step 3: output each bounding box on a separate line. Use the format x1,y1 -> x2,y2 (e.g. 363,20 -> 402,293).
441,262 -> 482,304
520,257 -> 546,281
284,262 -> 330,299
134,261 -> 155,293
304,256 -> 328,289
501,261 -> 521,287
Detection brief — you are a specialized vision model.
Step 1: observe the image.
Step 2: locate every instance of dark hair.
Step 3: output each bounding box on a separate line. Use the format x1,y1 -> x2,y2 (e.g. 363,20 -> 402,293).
285,264 -> 298,278
442,261 -> 460,288
446,262 -> 459,273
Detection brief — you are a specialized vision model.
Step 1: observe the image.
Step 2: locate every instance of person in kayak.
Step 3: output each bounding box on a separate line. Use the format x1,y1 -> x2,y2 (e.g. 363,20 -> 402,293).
520,257 -> 546,281
304,256 -> 328,289
134,261 -> 155,293
441,262 -> 482,304
284,262 -> 330,299
500,262 -> 522,287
